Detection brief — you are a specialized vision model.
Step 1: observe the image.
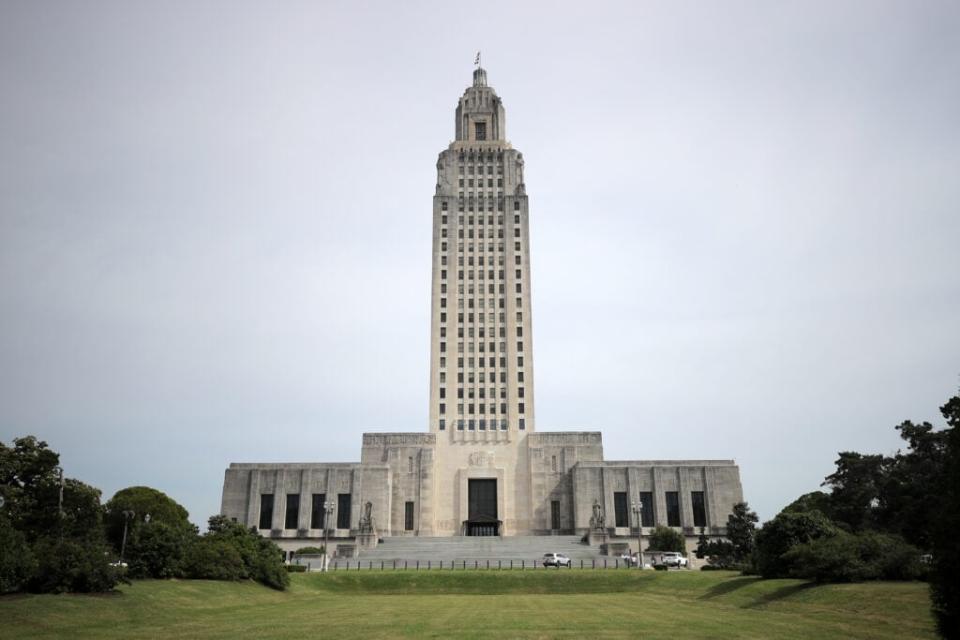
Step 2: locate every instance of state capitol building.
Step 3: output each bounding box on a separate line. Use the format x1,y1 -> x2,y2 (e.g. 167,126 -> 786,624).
220,67 -> 744,557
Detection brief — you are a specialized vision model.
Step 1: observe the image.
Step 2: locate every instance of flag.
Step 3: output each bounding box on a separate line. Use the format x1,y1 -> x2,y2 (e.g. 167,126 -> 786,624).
475,51 -> 481,65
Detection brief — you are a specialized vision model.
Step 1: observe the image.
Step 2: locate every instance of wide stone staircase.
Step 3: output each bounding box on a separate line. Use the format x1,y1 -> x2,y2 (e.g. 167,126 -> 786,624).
331,535 -> 606,568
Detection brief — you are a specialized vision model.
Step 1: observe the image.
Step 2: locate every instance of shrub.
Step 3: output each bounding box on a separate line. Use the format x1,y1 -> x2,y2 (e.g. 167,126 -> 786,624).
183,537 -> 245,581
199,516 -> 289,590
782,531 -> 923,583
286,564 -> 307,573
127,521 -> 193,579
27,535 -> 121,593
647,526 -> 686,553
700,565 -> 726,571
754,510 -> 838,578
294,546 -> 325,555
0,517 -> 36,593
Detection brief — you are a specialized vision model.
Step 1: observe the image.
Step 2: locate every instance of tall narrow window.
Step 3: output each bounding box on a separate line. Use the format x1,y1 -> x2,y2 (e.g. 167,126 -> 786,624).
691,491 -> 707,528
258,494 -> 274,530
666,491 -> 681,527
475,121 -> 486,140
311,493 -> 326,529
337,494 -> 351,530
285,494 -> 300,530
614,492 -> 628,527
639,491 -> 654,527
551,500 -> 561,530
405,501 -> 415,531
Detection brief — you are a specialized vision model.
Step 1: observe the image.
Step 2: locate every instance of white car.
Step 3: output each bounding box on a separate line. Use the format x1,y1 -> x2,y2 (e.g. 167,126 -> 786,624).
661,552 -> 688,568
542,553 -> 571,568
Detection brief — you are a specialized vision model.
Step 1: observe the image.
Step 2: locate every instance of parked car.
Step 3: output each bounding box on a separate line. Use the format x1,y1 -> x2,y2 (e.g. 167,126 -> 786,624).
542,553 -> 571,568
661,552 -> 688,568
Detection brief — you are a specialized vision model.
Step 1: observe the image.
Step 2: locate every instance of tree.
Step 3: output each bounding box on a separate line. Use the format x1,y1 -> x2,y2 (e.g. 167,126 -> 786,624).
126,521 -> 194,579
104,486 -> 193,549
822,452 -> 887,532
754,510 -> 838,578
931,395 -> 960,638
782,491 -> 833,518
103,486 -> 196,579
726,502 -> 759,563
647,525 -> 686,553
0,517 -> 35,593
27,535 -> 121,593
196,516 -> 289,590
877,420 -> 948,549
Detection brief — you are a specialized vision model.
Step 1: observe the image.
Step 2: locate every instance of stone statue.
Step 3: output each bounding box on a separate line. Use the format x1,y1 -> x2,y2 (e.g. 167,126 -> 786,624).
359,501 -> 374,533
589,500 -> 605,530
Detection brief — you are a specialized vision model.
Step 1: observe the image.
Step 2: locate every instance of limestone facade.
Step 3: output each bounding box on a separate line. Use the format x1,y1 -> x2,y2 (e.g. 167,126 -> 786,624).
219,68 -> 744,552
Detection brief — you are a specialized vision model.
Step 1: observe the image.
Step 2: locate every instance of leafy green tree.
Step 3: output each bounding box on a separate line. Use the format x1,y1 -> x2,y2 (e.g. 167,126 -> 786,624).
782,491 -> 833,517
822,452 -> 887,532
782,530 -> 923,583
726,502 -> 759,563
754,510 -> 838,578
877,420 -> 948,549
0,516 -> 35,593
931,395 -> 960,638
197,515 -> 289,590
28,535 -> 121,593
104,486 -> 193,548
126,521 -> 194,579
647,525 -> 686,553
183,537 -> 245,581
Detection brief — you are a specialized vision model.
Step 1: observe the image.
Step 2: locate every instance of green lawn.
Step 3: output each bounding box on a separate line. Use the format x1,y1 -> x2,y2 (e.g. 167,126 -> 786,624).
0,570 -> 935,639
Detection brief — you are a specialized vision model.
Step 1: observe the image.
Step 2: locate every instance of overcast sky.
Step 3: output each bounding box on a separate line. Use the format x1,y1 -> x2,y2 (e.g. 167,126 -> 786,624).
1,1 -> 958,527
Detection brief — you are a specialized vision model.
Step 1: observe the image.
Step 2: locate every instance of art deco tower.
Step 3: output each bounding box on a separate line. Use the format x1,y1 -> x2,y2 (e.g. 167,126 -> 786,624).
429,67 -> 535,438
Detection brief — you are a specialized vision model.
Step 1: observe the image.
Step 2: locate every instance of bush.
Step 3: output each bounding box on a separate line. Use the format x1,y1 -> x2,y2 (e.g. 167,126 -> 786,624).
286,564 -> 307,573
27,536 -> 122,593
0,517 -> 36,594
199,516 -> 289,590
294,546 -> 325,556
127,521 -> 193,579
783,531 -> 924,583
183,537 -> 245,581
700,565 -> 726,571
754,510 -> 839,578
653,564 -> 668,571
647,526 -> 686,553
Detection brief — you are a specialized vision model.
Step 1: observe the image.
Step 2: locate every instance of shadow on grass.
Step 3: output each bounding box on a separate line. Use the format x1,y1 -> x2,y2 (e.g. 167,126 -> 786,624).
698,576 -> 763,600
745,582 -> 817,608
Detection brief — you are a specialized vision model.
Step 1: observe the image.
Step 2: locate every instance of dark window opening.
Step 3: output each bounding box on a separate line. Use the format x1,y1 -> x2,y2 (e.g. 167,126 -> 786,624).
258,494 -> 274,530
614,492 -> 628,528
639,491 -> 654,527
551,500 -> 561,530
285,494 -> 300,530
692,491 -> 707,528
475,122 -> 486,140
405,501 -> 415,531
311,493 -> 326,529
337,493 -> 352,530
666,491 -> 681,527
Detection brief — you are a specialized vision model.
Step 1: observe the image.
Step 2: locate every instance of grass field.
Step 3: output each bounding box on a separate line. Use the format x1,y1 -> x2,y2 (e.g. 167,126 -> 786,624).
0,570 -> 935,639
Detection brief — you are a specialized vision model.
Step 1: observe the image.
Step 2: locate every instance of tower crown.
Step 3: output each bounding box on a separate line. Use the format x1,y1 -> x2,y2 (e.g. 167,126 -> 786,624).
456,67 -> 505,143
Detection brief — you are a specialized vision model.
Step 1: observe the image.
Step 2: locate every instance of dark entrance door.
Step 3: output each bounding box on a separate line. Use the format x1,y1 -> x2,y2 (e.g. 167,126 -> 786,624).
467,479 -> 498,536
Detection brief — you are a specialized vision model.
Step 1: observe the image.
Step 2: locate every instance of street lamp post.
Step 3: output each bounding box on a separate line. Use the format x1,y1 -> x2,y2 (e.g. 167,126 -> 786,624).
322,500 -> 335,571
120,510 -> 135,565
631,500 -> 645,570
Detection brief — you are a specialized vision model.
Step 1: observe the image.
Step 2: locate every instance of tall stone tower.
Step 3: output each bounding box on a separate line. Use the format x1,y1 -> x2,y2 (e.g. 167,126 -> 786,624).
429,66 -> 535,436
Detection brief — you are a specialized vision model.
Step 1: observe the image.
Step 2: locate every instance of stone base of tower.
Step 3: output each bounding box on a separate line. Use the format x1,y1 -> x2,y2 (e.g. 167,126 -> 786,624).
221,429 -> 744,549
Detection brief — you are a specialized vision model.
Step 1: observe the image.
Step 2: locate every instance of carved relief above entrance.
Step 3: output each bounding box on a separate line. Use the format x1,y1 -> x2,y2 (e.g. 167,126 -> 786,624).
468,451 -> 495,467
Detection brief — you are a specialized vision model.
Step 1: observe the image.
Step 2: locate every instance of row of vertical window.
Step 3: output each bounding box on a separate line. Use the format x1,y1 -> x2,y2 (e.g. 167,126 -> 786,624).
257,493 -> 416,532
436,355 -> 523,369
437,417 -> 525,431
610,491 -> 708,529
